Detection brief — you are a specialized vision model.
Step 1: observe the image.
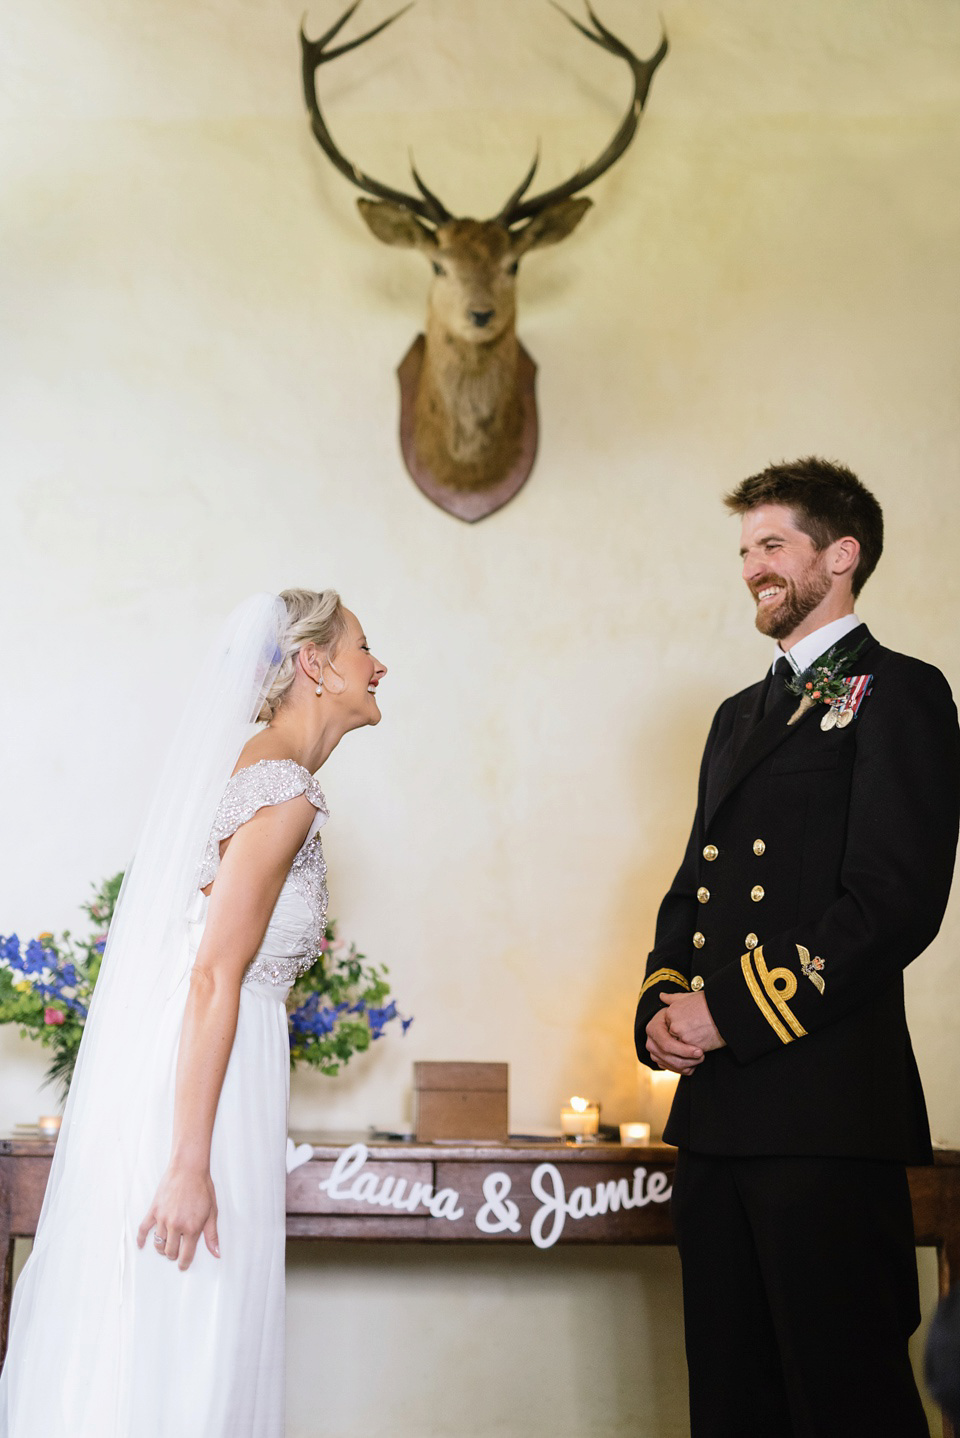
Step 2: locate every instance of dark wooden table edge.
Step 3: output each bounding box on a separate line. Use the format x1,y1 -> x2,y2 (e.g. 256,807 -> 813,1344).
3,1139 -> 958,1438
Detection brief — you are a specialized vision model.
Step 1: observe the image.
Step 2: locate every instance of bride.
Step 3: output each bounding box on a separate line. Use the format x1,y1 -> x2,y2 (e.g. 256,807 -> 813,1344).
0,589 -> 387,1438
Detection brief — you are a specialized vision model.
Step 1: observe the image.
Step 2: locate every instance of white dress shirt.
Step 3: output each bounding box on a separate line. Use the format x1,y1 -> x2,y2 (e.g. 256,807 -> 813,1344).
773,613 -> 862,676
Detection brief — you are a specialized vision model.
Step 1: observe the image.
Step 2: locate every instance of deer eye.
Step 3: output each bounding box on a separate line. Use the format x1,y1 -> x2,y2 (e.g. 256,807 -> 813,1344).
431,260 -> 446,277
506,260 -> 519,276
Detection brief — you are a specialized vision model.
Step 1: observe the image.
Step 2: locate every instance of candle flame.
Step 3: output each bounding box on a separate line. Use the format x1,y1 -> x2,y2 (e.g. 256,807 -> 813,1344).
569,1096 -> 589,1112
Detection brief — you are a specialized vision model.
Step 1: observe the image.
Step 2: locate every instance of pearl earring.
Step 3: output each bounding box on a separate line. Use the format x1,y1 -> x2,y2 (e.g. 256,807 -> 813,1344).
315,676 -> 323,695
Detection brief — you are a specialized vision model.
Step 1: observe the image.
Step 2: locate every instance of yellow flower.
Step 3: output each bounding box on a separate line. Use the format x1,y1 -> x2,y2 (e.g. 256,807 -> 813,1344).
37,932 -> 53,942
14,981 -> 33,994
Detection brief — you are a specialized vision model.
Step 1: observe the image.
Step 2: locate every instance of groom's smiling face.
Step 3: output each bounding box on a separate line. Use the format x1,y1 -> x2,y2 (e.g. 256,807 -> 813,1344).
739,504 -> 832,642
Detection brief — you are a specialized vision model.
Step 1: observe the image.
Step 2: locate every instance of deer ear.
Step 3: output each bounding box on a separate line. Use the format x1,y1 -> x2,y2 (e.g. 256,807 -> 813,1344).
357,199 -> 437,250
510,197 -> 592,256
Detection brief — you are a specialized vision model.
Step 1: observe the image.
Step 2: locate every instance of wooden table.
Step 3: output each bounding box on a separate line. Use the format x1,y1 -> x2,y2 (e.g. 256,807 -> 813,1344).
3,1136 -> 958,1431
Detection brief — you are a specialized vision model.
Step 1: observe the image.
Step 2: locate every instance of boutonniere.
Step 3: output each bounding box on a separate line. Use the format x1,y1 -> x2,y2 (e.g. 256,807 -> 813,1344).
784,640 -> 869,727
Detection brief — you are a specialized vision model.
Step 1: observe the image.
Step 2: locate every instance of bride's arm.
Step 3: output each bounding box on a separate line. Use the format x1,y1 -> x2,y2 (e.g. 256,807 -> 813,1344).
136,795 -> 315,1271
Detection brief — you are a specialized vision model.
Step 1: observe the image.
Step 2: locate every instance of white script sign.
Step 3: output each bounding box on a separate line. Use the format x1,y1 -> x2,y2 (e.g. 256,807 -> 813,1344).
315,1143 -> 672,1249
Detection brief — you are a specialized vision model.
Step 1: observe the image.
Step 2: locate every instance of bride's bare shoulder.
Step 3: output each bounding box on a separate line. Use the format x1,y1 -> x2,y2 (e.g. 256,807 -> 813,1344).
232,731 -> 300,775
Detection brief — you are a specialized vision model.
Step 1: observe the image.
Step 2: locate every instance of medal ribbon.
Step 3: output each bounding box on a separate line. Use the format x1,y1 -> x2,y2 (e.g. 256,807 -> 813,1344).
839,673 -> 871,719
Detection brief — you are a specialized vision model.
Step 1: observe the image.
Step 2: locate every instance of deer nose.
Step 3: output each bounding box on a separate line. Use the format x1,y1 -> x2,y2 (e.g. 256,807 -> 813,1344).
470,309 -> 495,328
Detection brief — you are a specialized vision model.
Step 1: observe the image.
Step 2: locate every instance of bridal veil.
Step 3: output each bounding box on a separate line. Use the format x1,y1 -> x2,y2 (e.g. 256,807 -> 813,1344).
0,593 -> 286,1434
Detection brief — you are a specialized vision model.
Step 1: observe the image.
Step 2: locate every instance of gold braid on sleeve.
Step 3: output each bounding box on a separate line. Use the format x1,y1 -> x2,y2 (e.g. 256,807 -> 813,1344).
739,945 -> 806,1043
638,967 -> 691,1003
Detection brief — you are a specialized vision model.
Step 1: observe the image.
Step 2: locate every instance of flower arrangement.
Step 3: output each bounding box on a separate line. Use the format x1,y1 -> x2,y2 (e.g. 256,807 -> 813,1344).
784,640 -> 867,726
1,874 -> 410,1101
287,921 -> 412,1076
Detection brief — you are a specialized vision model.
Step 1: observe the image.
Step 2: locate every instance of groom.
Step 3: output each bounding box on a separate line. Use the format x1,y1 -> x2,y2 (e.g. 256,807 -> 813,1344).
635,458 -> 960,1437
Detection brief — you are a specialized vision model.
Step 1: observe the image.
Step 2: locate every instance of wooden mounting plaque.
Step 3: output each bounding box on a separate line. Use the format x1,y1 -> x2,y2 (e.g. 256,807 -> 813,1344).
397,335 -> 539,524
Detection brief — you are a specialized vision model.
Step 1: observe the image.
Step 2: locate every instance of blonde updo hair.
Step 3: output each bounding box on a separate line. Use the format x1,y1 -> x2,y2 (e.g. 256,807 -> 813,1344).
257,588 -> 348,722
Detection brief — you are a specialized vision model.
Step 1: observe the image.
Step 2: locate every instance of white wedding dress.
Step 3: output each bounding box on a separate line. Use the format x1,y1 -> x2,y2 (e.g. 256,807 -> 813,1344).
1,759 -> 328,1438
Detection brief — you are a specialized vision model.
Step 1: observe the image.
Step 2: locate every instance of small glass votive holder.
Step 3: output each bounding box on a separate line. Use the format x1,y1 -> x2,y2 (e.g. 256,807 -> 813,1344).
560,1098 -> 600,1142
619,1121 -> 651,1146
37,1115 -> 62,1137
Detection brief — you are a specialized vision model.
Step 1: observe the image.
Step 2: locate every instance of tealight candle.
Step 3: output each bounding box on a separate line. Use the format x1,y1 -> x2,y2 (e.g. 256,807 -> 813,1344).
37,1115 -> 62,1137
560,1096 -> 600,1140
619,1121 -> 651,1146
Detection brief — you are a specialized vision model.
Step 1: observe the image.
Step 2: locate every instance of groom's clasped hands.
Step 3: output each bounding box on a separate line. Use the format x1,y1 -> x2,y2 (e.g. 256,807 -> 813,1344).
645,991 -> 726,1076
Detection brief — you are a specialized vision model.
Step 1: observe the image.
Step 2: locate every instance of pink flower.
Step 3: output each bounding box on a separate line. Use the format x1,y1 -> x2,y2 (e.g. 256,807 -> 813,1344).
44,1008 -> 66,1026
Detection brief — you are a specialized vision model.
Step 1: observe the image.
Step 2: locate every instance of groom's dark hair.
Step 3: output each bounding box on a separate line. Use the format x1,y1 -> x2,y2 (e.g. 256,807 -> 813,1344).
724,456 -> 884,598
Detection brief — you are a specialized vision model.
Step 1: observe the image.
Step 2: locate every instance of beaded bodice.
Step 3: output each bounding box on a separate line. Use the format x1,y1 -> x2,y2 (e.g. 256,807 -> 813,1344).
198,759 -> 329,987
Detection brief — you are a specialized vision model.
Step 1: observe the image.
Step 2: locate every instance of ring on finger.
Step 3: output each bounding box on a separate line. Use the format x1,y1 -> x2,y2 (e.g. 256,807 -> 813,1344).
153,1232 -> 166,1249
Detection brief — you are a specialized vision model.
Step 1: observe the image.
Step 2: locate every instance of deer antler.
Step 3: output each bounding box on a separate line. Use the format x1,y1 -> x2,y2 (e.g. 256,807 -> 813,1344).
496,4 -> 668,227
300,1 -> 452,225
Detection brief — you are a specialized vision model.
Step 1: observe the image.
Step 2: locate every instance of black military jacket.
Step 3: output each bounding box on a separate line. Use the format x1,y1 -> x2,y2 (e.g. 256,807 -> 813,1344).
634,625 -> 960,1162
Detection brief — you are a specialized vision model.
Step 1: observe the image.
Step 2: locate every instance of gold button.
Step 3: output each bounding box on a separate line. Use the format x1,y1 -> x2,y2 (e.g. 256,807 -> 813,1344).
693,931 -> 705,949
753,839 -> 766,856
745,932 -> 759,949
697,887 -> 710,904
691,976 -> 704,992
703,844 -> 718,862
751,885 -> 765,902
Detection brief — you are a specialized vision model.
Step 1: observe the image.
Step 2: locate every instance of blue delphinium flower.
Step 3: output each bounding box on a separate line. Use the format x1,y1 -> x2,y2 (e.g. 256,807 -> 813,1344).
288,993 -> 351,1040
0,934 -> 22,965
311,1007 -> 337,1037
367,1000 -> 399,1039
23,939 -> 46,974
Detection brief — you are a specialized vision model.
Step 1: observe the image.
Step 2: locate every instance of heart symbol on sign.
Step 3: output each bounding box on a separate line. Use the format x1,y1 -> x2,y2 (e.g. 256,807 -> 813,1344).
285,1137 -> 314,1174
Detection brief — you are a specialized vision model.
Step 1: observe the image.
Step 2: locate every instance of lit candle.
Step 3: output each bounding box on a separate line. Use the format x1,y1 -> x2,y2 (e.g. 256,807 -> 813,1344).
618,1121 -> 651,1146
37,1115 -> 62,1137
560,1096 -> 600,1140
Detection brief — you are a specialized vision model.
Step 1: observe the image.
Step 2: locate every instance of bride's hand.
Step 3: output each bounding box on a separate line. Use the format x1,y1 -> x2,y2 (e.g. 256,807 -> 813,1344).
136,1164 -> 220,1271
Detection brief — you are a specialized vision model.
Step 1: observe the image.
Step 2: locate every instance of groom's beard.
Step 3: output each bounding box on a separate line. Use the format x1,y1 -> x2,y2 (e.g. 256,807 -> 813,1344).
752,557 -> 832,641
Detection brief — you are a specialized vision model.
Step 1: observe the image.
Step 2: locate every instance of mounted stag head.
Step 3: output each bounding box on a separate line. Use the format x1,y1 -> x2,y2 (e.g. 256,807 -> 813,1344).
301,2 -> 668,522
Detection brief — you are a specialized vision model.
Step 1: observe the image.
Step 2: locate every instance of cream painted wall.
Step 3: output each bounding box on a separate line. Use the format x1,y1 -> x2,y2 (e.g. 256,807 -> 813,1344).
2,0 -> 959,1433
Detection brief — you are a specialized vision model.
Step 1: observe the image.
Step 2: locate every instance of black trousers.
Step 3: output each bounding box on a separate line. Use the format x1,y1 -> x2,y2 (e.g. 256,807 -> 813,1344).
671,1150 -> 929,1438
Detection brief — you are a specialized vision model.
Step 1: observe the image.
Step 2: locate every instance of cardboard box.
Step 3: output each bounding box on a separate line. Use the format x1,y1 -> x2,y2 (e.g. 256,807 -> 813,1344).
413,1062 -> 509,1142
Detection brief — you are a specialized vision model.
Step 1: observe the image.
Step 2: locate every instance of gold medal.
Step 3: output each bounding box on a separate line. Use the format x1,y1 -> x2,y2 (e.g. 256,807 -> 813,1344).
820,707 -> 838,732
836,708 -> 854,729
